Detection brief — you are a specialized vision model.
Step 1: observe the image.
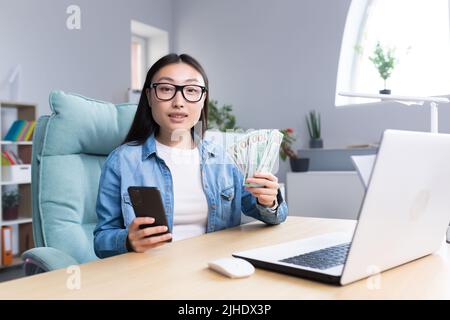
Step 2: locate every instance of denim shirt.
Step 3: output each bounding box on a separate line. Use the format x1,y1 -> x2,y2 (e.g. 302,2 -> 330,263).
93,134 -> 288,258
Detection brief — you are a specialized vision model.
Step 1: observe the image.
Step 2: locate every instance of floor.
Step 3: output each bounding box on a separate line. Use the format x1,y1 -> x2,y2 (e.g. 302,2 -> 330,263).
0,264 -> 26,283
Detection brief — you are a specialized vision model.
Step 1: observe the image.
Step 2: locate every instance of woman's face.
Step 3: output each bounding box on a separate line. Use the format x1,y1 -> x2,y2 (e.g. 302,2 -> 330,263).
147,62 -> 206,137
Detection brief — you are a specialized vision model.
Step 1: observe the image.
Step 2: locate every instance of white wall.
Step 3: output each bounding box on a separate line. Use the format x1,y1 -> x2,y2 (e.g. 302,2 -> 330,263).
0,0 -> 173,117
173,0 -> 450,182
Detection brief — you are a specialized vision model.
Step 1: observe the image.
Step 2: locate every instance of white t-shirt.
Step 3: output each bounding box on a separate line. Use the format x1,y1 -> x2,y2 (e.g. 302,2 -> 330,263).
155,140 -> 209,241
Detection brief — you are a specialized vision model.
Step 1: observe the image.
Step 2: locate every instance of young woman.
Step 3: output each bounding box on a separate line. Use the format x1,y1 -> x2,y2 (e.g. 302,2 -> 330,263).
94,53 -> 288,258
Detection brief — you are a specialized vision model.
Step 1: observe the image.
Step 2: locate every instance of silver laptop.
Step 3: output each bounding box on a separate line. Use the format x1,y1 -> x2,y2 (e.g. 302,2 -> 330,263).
233,130 -> 450,285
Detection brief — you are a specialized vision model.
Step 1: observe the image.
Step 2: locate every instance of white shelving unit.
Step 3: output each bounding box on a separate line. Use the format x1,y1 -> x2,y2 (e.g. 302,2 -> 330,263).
1,218 -> 32,227
1,180 -> 31,186
0,141 -> 32,145
0,101 -> 35,269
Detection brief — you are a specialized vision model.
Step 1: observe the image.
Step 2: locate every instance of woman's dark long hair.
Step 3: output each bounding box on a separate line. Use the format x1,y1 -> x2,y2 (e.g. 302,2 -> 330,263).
123,53 -> 209,145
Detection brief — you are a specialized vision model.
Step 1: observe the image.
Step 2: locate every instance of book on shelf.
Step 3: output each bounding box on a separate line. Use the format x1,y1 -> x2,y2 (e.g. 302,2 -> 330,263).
19,223 -> 34,253
17,121 -> 31,141
3,120 -> 36,141
9,150 -> 23,164
1,226 -> 13,266
3,120 -> 22,141
1,150 -> 23,165
24,121 -> 36,141
2,151 -> 14,165
10,120 -> 26,141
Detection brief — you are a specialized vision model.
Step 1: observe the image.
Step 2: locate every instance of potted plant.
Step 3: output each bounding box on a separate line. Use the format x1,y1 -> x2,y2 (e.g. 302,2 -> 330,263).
207,100 -> 238,132
369,42 -> 397,94
306,110 -> 323,148
280,128 -> 309,172
2,190 -> 19,220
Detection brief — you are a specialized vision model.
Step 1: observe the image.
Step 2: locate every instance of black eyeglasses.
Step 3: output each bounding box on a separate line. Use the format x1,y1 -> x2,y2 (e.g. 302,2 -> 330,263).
150,83 -> 207,103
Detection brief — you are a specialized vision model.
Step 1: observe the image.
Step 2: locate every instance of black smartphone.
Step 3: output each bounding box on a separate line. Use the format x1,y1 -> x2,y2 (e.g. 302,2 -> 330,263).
127,186 -> 171,241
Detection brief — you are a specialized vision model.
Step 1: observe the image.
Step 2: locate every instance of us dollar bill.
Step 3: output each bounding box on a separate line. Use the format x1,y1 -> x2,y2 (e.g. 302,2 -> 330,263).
227,129 -> 282,187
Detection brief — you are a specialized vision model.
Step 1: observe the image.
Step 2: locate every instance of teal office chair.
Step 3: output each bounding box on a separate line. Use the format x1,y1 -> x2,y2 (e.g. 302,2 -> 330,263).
22,91 -> 136,275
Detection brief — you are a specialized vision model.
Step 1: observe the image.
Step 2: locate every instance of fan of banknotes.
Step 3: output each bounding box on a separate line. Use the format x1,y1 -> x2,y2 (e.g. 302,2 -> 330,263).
227,129 -> 283,187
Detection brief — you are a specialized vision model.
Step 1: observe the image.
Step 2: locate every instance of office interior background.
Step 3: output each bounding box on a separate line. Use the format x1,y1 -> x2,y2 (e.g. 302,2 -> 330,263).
1,0 -> 450,282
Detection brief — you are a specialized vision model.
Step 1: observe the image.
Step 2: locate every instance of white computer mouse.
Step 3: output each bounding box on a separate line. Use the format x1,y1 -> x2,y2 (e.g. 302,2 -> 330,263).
208,257 -> 255,278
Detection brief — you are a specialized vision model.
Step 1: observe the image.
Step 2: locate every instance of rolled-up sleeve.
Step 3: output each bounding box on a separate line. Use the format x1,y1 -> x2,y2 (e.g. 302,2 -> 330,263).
93,151 -> 129,258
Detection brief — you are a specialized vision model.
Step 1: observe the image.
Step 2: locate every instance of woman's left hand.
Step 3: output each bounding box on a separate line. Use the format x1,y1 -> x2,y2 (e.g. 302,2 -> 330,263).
245,172 -> 279,208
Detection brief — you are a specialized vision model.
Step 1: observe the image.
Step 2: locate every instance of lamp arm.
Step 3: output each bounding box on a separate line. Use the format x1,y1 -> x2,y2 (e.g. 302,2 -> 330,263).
430,102 -> 439,134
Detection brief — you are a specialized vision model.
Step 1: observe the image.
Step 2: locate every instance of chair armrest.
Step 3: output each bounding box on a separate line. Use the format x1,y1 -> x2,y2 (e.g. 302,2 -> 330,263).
21,247 -> 79,275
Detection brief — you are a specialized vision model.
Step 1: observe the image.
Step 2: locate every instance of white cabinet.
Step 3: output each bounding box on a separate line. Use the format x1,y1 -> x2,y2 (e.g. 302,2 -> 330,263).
286,171 -> 365,220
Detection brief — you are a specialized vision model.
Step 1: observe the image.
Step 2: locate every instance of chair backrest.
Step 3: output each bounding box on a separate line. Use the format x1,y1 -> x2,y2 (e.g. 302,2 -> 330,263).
32,91 -> 137,263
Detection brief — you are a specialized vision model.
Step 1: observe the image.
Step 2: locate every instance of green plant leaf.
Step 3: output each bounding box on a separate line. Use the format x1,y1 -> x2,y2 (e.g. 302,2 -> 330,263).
306,115 -> 313,138
369,42 -> 397,87
207,100 -> 239,132
306,110 -> 321,139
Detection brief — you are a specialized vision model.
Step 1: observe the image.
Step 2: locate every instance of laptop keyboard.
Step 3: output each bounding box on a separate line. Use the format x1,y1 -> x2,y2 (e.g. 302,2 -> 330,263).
280,243 -> 351,270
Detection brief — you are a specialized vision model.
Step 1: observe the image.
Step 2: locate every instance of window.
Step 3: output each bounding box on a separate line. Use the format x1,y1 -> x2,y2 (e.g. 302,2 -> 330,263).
130,20 -> 169,93
131,35 -> 147,90
336,0 -> 450,106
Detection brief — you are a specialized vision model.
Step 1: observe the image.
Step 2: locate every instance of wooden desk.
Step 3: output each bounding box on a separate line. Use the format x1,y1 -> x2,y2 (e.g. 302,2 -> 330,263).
0,216 -> 449,299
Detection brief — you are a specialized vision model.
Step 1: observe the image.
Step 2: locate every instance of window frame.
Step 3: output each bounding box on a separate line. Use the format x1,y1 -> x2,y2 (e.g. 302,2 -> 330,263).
130,20 -> 169,92
131,34 -> 148,90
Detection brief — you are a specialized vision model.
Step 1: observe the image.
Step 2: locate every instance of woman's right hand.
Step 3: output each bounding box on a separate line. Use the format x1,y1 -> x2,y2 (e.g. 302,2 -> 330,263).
127,217 -> 172,253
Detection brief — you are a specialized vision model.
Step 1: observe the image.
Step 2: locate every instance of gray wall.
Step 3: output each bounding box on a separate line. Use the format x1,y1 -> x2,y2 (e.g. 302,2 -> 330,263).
2,0 -> 449,183
0,0 -> 173,116
173,0 -> 450,182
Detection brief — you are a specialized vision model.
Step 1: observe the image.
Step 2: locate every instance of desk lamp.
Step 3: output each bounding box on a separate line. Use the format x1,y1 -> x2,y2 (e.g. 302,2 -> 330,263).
339,92 -> 449,133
